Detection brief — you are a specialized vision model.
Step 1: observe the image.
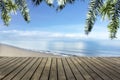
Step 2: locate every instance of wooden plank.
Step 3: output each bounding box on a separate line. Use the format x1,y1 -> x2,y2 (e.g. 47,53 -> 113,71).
31,58 -> 47,80
110,57 -> 120,65
66,58 -> 84,80
0,58 -> 28,79
0,58 -> 21,79
0,58 -> 19,70
90,57 -> 120,80
102,58 -> 120,67
2,58 -> 31,80
12,58 -> 37,80
21,58 -> 42,80
0,57 -> 10,63
62,58 -> 76,80
102,57 -> 120,64
73,57 -> 94,80
79,58 -> 102,80
0,57 -> 4,60
77,57 -> 102,80
39,58 -> 51,80
98,58 -> 120,71
94,58 -> 120,79
0,57 -> 16,67
100,57 -> 120,70
81,57 -> 112,80
57,58 -> 66,80
0,57 -> 3,59
0,57 -> 119,80
49,58 -> 57,80
110,58 -> 120,63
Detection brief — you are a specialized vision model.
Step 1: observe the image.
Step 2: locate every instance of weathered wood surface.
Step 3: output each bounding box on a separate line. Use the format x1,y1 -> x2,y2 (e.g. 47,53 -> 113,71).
0,57 -> 119,80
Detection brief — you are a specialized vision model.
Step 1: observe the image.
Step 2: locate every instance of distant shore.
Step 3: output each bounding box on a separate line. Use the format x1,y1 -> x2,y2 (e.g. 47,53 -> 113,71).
0,43 -> 62,57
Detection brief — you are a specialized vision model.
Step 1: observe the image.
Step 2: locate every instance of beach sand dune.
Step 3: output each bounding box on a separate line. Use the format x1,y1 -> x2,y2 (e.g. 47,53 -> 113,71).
0,44 -> 60,57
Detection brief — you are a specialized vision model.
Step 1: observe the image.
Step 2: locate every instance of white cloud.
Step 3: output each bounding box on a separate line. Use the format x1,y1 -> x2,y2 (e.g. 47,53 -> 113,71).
0,30 -> 82,38
0,29 -> 120,40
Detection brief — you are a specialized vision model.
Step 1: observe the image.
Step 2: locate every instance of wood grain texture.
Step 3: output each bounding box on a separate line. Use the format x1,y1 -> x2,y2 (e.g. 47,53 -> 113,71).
0,57 -> 119,80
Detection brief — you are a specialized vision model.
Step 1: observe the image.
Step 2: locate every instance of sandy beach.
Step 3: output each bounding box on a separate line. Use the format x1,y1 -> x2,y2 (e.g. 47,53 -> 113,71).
0,44 -> 61,57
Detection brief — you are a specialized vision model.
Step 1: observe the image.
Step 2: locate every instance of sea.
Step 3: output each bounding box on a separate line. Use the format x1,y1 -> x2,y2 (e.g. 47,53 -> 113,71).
1,39 -> 120,57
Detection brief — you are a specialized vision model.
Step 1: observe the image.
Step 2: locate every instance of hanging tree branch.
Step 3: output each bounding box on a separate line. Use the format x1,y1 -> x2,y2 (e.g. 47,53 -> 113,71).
0,0 -> 120,39
85,0 -> 103,34
107,0 -> 120,39
0,0 -> 18,25
15,0 -> 30,22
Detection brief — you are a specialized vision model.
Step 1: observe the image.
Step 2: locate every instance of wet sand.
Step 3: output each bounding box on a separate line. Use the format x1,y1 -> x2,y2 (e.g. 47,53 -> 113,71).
0,44 -> 61,57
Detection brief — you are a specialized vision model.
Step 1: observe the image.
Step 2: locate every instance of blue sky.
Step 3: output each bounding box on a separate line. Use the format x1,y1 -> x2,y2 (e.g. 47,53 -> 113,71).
1,0 -> 120,57
0,0 -> 120,41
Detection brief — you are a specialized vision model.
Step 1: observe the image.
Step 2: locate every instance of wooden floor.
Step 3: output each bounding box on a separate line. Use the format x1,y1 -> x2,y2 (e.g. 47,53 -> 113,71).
0,57 -> 119,80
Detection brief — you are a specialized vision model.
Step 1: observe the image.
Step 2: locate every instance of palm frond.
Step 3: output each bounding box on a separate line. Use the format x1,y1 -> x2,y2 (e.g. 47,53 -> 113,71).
85,0 -> 103,34
56,0 -> 66,11
100,0 -> 115,20
108,17 -> 119,39
45,0 -> 54,7
32,0 -> 43,6
56,0 -> 75,11
32,0 -> 75,11
15,0 -> 30,22
0,0 -> 18,25
107,0 -> 120,38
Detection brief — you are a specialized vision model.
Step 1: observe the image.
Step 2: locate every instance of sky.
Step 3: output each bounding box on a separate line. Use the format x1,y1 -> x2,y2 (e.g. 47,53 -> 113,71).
0,0 -> 120,42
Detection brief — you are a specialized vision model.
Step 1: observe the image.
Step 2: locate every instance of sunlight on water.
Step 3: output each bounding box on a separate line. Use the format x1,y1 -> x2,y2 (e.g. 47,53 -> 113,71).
1,39 -> 120,57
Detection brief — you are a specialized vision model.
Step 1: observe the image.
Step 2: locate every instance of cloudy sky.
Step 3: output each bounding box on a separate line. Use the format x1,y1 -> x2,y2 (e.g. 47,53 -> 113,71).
0,0 -> 120,42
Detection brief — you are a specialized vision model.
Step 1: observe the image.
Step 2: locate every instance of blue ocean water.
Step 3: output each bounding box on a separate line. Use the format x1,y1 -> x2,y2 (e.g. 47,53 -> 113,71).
1,39 -> 120,57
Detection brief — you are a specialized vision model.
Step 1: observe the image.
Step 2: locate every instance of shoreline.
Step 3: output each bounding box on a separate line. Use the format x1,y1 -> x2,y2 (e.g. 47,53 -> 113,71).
1,43 -> 119,57
0,43 -> 63,57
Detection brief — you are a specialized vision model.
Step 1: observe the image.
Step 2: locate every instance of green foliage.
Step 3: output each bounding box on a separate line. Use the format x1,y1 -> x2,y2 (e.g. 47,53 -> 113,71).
0,0 -> 120,39
0,0 -> 75,26
15,0 -> 30,22
85,0 -> 103,34
56,0 -> 75,11
100,0 -> 113,19
32,0 -> 75,11
0,0 -> 18,25
0,0 -> 30,26
86,0 -> 120,39
32,0 -> 43,6
106,0 -> 120,38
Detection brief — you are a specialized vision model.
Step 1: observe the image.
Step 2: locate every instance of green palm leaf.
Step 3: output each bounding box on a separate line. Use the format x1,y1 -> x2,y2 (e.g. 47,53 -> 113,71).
0,0 -> 120,39
85,0 -> 103,34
